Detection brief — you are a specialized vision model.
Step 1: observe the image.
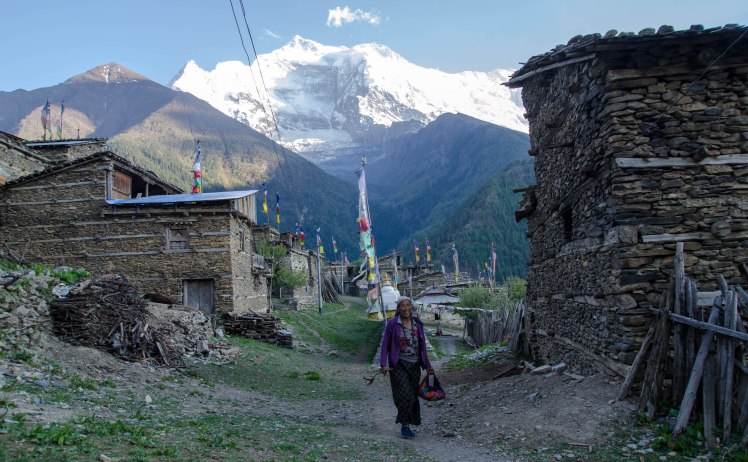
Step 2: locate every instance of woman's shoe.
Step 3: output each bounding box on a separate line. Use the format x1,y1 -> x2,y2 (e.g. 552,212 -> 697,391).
400,426 -> 415,439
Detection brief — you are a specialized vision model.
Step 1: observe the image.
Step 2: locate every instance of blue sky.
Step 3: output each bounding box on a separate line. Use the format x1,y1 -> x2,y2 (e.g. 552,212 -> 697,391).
2,0 -> 746,91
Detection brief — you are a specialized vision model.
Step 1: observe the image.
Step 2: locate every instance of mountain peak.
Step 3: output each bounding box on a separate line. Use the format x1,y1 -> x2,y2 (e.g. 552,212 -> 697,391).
65,63 -> 150,84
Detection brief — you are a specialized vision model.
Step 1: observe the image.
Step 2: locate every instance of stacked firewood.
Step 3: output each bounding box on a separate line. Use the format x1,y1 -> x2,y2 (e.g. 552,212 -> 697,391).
322,273 -> 342,304
50,275 -> 181,365
222,311 -> 292,347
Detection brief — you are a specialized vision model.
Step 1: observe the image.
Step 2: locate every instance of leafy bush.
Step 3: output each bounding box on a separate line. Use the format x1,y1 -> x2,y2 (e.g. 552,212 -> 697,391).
274,265 -> 309,290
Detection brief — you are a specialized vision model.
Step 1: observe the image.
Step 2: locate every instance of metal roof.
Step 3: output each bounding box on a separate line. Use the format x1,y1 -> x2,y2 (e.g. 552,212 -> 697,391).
413,294 -> 460,305
25,138 -> 106,147
106,190 -> 258,206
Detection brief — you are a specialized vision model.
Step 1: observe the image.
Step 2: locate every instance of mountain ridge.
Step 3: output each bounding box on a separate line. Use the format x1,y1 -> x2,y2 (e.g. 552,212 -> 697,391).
170,36 -> 527,173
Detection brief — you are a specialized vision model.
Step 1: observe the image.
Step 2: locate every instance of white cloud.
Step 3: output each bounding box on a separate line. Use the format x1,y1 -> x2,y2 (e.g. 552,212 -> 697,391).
264,29 -> 281,39
326,6 -> 380,28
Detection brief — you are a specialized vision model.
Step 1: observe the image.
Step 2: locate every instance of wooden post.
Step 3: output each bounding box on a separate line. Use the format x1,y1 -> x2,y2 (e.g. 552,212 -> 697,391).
673,303 -> 721,437
673,243 -> 686,402
702,353 -> 718,448
618,324 -> 656,400
722,291 -> 738,440
639,281 -> 674,415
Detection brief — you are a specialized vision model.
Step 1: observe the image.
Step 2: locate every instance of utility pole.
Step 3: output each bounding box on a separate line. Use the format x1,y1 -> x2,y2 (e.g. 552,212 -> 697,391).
316,227 -> 323,314
340,252 -> 345,296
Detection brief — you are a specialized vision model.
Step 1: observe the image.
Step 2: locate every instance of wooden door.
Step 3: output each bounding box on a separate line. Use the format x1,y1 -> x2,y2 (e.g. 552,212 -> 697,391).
183,279 -> 214,315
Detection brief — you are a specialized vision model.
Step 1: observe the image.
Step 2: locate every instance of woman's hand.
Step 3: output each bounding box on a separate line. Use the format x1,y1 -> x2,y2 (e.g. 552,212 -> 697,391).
427,367 -> 435,375
380,366 -> 389,376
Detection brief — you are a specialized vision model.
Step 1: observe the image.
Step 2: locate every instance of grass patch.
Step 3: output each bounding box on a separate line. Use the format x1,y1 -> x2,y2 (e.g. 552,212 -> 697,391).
274,301 -> 381,356
189,337 -> 363,401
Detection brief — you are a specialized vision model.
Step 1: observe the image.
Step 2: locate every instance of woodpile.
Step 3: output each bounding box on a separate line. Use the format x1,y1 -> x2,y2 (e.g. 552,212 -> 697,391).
322,272 -> 342,304
619,243 -> 748,446
50,275 -> 181,366
222,311 -> 292,347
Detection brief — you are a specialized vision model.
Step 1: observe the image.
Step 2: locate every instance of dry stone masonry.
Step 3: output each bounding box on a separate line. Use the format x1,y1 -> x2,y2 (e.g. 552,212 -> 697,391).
508,25 -> 748,373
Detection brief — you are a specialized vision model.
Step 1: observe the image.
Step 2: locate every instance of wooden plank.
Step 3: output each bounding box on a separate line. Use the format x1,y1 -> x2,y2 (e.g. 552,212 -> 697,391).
616,153 -> 748,169
641,232 -> 714,243
505,54 -> 596,86
703,353 -> 718,448
673,243 -> 686,403
668,313 -> 748,342
685,280 -> 697,375
722,291 -> 738,440
617,324 -> 656,400
698,291 -> 723,307
673,305 -> 721,437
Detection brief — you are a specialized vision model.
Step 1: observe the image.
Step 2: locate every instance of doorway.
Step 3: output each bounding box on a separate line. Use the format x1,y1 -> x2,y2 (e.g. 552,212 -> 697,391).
183,279 -> 214,315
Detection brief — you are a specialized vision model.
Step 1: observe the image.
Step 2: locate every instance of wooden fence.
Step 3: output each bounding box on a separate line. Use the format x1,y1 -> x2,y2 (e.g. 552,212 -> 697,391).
618,242 -> 748,446
463,301 -> 530,357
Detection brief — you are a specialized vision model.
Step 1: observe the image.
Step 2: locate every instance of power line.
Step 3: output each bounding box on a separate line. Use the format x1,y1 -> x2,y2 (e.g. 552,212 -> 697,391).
227,0 -> 290,188
631,27 -> 747,147
236,0 -> 296,186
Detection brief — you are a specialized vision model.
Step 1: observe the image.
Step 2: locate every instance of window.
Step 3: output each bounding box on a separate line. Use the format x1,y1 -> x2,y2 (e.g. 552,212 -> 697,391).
166,227 -> 189,250
562,209 -> 573,242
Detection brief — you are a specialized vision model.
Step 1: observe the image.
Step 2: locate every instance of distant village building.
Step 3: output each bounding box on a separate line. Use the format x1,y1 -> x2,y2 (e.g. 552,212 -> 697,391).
0,137 -> 269,314
507,25 -> 748,373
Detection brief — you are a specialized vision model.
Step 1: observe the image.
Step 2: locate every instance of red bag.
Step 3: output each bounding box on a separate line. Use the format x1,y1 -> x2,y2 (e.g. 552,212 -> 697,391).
418,373 -> 445,401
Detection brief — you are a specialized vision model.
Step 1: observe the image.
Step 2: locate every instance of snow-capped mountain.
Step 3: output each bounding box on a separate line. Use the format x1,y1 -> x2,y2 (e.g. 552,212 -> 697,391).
170,35 -> 526,166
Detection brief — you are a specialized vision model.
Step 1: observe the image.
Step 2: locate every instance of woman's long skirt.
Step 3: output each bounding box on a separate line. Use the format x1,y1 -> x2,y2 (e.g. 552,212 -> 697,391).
389,359 -> 421,426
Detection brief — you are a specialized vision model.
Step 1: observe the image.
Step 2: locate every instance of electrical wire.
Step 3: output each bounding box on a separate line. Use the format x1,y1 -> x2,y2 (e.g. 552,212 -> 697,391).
228,0 -> 290,188
630,27 -> 748,146
236,0 -> 296,186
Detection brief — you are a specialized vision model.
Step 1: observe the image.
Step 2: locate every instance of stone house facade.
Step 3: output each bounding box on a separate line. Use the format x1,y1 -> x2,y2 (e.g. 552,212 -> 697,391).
0,149 -> 268,314
507,25 -> 748,373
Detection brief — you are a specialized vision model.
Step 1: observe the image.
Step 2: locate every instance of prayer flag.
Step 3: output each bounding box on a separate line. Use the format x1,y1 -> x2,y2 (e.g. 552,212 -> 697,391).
491,241 -> 497,286
41,100 -> 51,139
300,226 -> 305,247
262,182 -> 268,214
56,100 -> 65,139
452,244 -> 459,283
426,239 -> 432,262
414,240 -> 420,263
317,234 -> 324,254
332,237 -> 338,254
191,145 -> 202,194
275,193 -> 280,224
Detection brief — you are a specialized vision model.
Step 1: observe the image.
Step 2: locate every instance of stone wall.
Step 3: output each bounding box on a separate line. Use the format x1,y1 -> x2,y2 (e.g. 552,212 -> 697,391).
0,135 -> 48,181
282,249 -> 318,309
230,218 -> 268,312
513,27 -> 748,374
0,156 -> 268,315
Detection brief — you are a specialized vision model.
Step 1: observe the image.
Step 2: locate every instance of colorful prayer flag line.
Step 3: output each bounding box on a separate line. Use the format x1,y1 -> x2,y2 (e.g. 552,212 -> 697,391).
191,143 -> 202,194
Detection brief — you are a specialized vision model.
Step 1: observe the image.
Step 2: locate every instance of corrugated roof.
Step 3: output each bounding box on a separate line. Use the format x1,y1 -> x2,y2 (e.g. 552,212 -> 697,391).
106,190 -> 257,205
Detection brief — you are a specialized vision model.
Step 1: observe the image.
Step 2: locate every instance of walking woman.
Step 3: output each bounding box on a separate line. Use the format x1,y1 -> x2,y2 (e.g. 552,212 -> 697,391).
379,296 -> 434,438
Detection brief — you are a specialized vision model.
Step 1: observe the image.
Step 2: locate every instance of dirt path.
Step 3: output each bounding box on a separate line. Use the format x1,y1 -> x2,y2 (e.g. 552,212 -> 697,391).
358,330 -> 510,461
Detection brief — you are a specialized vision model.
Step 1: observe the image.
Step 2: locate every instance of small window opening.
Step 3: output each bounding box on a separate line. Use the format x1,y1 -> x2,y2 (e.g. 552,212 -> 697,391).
562,209 -> 573,242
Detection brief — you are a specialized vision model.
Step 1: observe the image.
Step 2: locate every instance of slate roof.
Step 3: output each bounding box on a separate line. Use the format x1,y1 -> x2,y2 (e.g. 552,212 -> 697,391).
2,150 -> 181,193
507,24 -> 747,87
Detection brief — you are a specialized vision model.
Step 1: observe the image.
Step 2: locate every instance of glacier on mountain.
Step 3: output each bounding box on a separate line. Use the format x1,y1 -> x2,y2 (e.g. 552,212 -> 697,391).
170,36 -> 527,166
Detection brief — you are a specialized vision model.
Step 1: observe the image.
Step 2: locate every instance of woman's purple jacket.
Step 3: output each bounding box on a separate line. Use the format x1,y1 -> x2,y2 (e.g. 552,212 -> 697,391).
379,315 -> 433,370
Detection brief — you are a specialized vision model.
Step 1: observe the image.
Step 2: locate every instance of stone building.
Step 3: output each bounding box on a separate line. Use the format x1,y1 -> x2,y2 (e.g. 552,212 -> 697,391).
0,149 -> 268,314
507,25 -> 748,373
0,130 -> 108,182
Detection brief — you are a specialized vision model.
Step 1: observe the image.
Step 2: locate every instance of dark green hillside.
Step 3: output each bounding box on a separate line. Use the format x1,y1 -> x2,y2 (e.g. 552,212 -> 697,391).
402,161 -> 534,280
